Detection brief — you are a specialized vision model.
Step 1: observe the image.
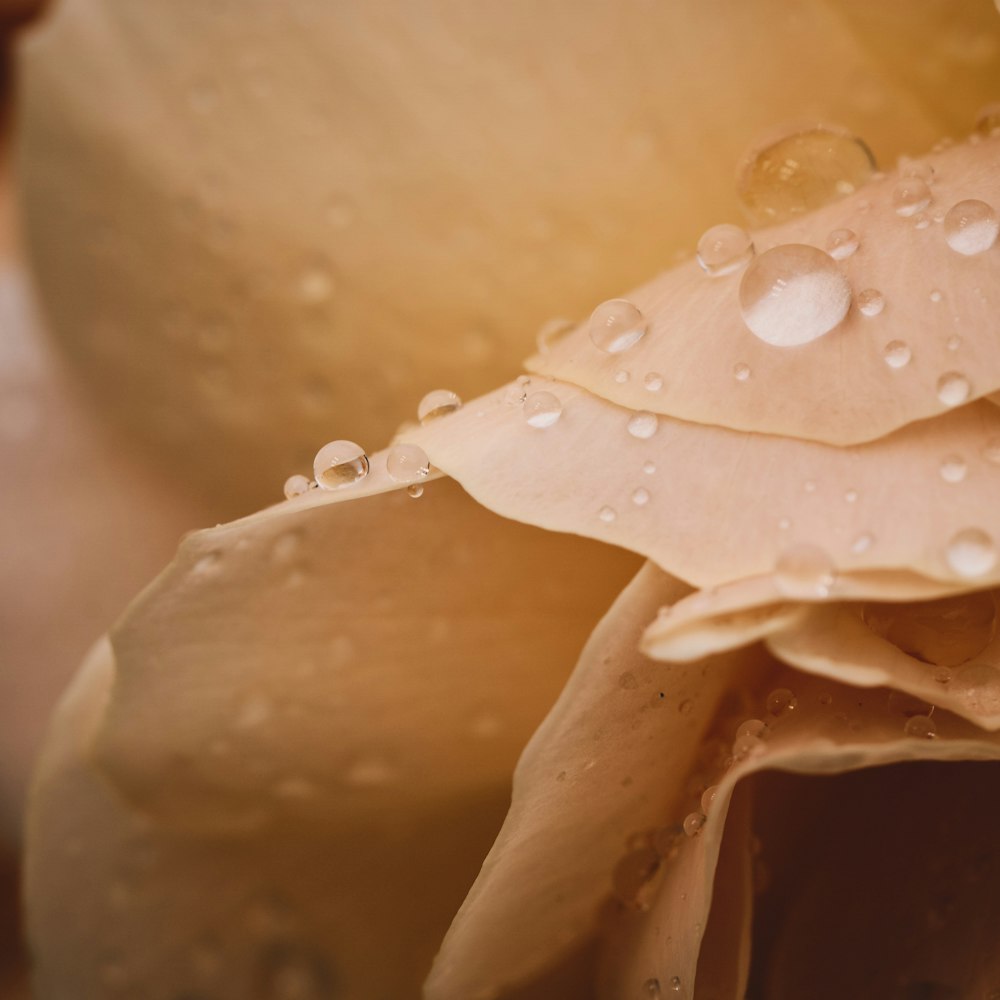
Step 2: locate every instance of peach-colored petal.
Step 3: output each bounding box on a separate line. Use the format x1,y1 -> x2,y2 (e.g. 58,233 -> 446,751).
27,481 -> 639,996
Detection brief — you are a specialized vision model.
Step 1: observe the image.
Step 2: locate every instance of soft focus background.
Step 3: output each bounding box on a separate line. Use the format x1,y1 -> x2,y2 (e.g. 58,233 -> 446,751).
3,0 -> 1000,995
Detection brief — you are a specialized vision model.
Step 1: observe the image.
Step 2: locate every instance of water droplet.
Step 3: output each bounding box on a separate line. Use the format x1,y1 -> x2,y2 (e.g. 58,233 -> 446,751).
599,506 -> 617,524
882,340 -> 911,368
851,532 -> 874,554
930,289 -> 943,303
947,335 -> 962,352
613,846 -> 661,910
418,389 -> 462,423
943,199 -> 999,255
945,528 -> 997,578
736,124 -> 875,225
775,543 -> 836,597
700,785 -> 719,814
670,975 -> 683,992
406,484 -> 424,499
632,487 -> 651,507
974,102 -> 1000,137
913,213 -> 931,230
535,317 -> 575,355
739,245 -> 851,346
589,299 -> 647,353
614,369 -> 631,384
283,474 -> 311,499
386,443 -> 430,483
644,978 -> 662,998
857,288 -> 885,317
893,178 -> 932,217
644,372 -> 664,392
939,454 -> 967,483
736,719 -> 769,741
733,361 -> 751,381
627,411 -> 659,439
904,714 -> 937,739
696,223 -> 754,276
844,488 -> 859,503
934,667 -> 953,685
313,440 -> 369,489
643,460 -> 657,475
522,390 -> 563,428
825,228 -> 859,260
766,688 -> 799,716
683,812 -> 706,837
732,731 -> 766,761
936,372 -> 972,408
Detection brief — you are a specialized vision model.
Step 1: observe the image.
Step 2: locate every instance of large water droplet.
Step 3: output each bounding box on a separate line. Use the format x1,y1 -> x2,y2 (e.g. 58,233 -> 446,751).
943,199 -> 999,255
736,124 -> 875,225
936,372 -> 972,408
882,341 -> 911,369
856,288 -> 885,317
418,389 -> 462,423
696,224 -> 754,276
739,245 -> 852,346
589,299 -> 647,353
893,178 -> 932,217
523,391 -> 563,428
775,543 -> 836,597
627,411 -> 659,439
386,443 -> 430,483
825,228 -> 859,260
683,812 -> 706,837
283,474 -> 311,499
313,441 -> 369,490
945,528 -> 997,578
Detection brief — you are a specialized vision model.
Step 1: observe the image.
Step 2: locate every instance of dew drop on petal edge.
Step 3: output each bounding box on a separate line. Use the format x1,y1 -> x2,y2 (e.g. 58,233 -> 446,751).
739,244 -> 851,346
313,440 -> 369,490
943,199 -> 999,256
283,474 -> 311,499
386,442 -> 431,483
946,528 -> 997,578
417,389 -> 462,423
589,299 -> 647,353
522,390 -> 563,428
683,812 -> 706,837
696,223 -> 754,276
774,543 -> 837,598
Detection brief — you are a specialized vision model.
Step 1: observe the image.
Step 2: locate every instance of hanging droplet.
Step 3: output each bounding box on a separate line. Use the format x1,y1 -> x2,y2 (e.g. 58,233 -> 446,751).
739,245 -> 852,346
632,487 -> 651,507
644,372 -> 664,392
627,411 -> 659,439
283,474 -> 311,499
943,199 -> 999,256
882,340 -> 911,369
857,288 -> 885,317
696,224 -> 754,276
974,102 -> 1000,137
418,389 -> 462,423
936,372 -> 972,408
775,543 -> 837,598
407,484 -> 424,499
599,506 -> 617,524
733,361 -> 751,382
736,124 -> 875,225
683,812 -> 706,837
386,443 -> 430,483
523,391 -> 563,428
589,299 -> 648,353
313,440 -> 369,490
766,688 -> 799,716
903,715 -> 937,739
892,178 -> 932,217
945,528 -> 997,578
939,454 -> 967,483
826,228 -> 859,260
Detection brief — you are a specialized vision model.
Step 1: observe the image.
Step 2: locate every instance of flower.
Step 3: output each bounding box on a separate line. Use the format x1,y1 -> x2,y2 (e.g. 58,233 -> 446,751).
15,1 -> 1000,999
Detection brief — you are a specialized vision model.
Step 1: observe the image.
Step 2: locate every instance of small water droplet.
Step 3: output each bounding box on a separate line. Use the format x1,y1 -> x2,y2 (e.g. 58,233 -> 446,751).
736,124 -> 875,225
386,443 -> 430,483
947,335 -> 962,352
644,978 -> 662,998
766,688 -> 798,716
825,228 -> 859,260
670,975 -> 683,992
643,460 -> 657,475
945,528 -> 997,578
627,411 -> 659,439
418,389 -> 462,423
913,213 -> 931,230
851,532 -> 874,554
736,719 -> 769,741
936,372 -> 972,408
930,289 -> 943,303
739,245 -> 852,346
733,361 -> 751,381
313,440 -> 369,489
775,543 -> 836,597
683,812 -> 706,837
857,288 -> 885,317
696,223 -> 754,276
631,487 -> 650,507
614,369 -> 631,384
406,484 -> 424,499
939,454 -> 967,483
644,371 -> 664,392
893,178 -> 932,217
589,299 -> 647,353
283,474 -> 311,499
535,317 -> 575,355
522,390 -> 563,428
599,505 -> 617,523
943,199 -> 999,255
844,488 -> 859,503
904,714 -> 937,739
882,340 -> 911,368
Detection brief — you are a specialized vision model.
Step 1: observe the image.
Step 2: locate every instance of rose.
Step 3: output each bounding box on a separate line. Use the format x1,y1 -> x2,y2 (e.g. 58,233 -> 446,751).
16,3 -> 1000,1000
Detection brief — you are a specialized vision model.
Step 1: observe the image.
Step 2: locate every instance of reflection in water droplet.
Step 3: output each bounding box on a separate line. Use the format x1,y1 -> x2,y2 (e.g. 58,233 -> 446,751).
736,124 -> 875,225
766,688 -> 799,716
696,224 -> 754,276
386,443 -> 430,483
775,544 -> 836,597
893,178 -> 932,217
739,245 -> 851,346
826,228 -> 859,260
627,411 -> 659,439
283,474 -> 311,499
313,441 -> 369,489
904,714 -> 937,739
523,391 -> 563,428
882,340 -> 911,368
939,454 -> 967,483
733,361 -> 751,382
589,299 -> 647,353
418,389 -> 462,423
857,288 -> 885,317
943,199 -> 999,255
936,372 -> 972,408
945,528 -> 997,578
644,372 -> 664,392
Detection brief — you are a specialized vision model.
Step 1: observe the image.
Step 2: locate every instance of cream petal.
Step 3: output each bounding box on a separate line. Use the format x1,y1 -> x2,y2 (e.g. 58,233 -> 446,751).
425,563 -> 767,1000
27,480 -> 639,996
411,378 -> 1000,590
530,136 -> 1000,445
